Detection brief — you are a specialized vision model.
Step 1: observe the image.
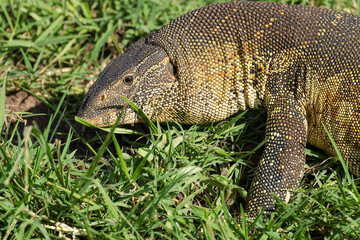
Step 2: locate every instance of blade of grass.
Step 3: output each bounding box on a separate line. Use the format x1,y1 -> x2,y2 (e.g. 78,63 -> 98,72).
132,143 -> 156,180
122,96 -> 158,134
39,38 -> 77,74
31,123 -> 65,187
47,91 -> 67,141
46,181 -> 97,206
4,149 -> 24,187
322,122 -> 353,185
91,23 -> 117,61
0,2 -> 14,31
211,110 -> 247,141
111,33 -> 123,55
36,15 -> 65,42
84,111 -> 126,178
85,177 -> 143,239
20,49 -> 33,72
112,134 -> 131,180
2,40 -> 34,48
33,48 -> 44,71
0,72 -> 6,138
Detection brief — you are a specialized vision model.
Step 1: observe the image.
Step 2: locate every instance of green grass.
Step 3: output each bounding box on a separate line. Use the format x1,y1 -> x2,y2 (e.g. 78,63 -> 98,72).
1,0 -> 360,239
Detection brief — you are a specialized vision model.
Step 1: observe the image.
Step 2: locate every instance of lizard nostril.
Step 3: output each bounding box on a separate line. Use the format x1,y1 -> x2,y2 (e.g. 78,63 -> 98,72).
99,94 -> 106,101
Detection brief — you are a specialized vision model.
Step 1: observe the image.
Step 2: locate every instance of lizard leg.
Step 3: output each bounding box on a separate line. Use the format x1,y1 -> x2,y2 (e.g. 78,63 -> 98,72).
246,96 -> 307,219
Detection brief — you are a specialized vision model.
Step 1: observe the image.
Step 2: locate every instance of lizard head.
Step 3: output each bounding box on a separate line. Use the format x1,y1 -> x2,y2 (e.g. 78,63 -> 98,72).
77,39 -> 182,127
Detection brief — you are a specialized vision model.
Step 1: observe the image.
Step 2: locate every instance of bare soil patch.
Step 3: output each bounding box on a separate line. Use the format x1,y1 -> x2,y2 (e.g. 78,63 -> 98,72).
5,90 -> 50,129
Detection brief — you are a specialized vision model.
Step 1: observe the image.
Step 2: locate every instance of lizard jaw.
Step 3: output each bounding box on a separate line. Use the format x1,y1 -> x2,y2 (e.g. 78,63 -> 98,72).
78,107 -> 144,127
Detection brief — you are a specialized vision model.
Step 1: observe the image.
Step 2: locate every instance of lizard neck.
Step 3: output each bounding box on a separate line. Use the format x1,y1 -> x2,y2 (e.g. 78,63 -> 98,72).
146,2 -> 269,122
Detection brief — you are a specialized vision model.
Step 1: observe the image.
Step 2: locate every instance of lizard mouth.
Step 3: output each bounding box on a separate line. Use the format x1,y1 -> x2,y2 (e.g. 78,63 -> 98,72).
98,105 -> 123,112
77,106 -> 122,127
78,106 -> 145,127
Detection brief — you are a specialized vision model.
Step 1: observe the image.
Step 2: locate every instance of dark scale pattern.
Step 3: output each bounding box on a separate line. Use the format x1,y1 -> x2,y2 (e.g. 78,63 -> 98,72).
78,1 -> 360,220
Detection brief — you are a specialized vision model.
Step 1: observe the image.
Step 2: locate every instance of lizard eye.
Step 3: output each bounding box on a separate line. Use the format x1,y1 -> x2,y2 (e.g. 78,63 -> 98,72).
123,76 -> 134,85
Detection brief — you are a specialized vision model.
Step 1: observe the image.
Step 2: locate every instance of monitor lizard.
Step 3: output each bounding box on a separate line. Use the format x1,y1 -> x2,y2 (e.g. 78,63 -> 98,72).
77,1 -> 360,220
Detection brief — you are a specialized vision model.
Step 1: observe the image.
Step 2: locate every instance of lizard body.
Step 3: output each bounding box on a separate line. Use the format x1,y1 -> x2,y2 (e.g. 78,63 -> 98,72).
77,1 -> 360,219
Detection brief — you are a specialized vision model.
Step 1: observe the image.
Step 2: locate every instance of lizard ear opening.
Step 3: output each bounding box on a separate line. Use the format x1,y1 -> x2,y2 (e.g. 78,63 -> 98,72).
167,60 -> 178,78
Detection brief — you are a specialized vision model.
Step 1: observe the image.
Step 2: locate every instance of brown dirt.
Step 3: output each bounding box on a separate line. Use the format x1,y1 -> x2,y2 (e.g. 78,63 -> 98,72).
4,90 -> 50,128
3,90 -> 95,158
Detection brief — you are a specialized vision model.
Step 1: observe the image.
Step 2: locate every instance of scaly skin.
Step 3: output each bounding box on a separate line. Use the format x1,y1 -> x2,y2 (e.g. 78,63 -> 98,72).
77,1 -> 360,219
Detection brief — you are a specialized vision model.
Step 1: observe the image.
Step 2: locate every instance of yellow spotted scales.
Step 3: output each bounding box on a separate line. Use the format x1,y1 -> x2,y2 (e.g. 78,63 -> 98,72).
77,1 -> 360,220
